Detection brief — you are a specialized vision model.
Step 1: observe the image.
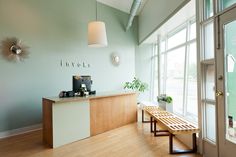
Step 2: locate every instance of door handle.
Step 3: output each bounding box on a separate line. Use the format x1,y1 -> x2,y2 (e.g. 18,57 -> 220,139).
216,91 -> 224,97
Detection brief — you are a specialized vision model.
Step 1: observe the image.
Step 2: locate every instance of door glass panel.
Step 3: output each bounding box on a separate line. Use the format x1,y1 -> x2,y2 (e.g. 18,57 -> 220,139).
204,22 -> 214,59
224,20 -> 236,144
166,46 -> 185,114
205,64 -> 215,100
221,0 -> 236,10
205,103 -> 216,142
205,0 -> 214,19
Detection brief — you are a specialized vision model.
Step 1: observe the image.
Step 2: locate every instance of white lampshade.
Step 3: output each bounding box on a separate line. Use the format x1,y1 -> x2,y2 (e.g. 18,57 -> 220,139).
88,21 -> 108,47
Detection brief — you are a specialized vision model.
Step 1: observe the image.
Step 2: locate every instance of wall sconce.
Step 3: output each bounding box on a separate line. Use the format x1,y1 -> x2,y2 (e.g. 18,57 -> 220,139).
10,45 -> 22,55
111,53 -> 120,66
0,37 -> 29,62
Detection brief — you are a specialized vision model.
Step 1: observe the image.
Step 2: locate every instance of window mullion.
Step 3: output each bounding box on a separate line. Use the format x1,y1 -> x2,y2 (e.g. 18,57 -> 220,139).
150,44 -> 155,101
157,35 -> 161,96
164,36 -> 168,94
183,21 -> 191,116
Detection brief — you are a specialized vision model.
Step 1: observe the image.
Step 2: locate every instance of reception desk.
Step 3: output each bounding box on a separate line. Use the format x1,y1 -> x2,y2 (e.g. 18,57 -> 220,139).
42,91 -> 137,148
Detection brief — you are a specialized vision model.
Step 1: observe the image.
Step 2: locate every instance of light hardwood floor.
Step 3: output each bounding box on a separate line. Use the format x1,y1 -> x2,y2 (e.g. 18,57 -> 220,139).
0,122 -> 202,157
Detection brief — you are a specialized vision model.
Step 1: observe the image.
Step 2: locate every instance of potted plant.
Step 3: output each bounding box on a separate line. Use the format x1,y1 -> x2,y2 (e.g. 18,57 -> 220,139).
124,77 -> 148,102
157,94 -> 173,112
124,77 -> 148,92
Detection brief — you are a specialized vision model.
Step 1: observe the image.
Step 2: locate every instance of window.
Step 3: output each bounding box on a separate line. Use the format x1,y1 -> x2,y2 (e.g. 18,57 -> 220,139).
220,0 -> 236,10
205,64 -> 215,100
159,52 -> 165,94
203,22 -> 214,59
205,103 -> 216,141
190,23 -> 196,40
157,19 -> 198,122
151,44 -> 159,102
166,46 -> 185,114
202,63 -> 216,142
201,0 -> 216,143
167,28 -> 187,49
186,43 -> 198,121
204,0 -> 214,19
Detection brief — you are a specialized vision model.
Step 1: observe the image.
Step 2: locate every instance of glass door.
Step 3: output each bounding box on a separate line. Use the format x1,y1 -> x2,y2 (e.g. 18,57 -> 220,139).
216,6 -> 236,157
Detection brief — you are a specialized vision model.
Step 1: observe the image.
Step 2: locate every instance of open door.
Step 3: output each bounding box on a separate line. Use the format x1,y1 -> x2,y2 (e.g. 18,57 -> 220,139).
216,6 -> 236,157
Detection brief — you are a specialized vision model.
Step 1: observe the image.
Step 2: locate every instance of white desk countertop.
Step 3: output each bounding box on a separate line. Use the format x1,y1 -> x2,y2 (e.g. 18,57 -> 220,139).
43,91 -> 136,103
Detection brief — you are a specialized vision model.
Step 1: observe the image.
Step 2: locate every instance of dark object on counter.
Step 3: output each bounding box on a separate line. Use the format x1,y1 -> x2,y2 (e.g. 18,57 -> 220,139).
59,75 -> 96,98
59,91 -> 75,98
89,90 -> 96,95
67,91 -> 75,97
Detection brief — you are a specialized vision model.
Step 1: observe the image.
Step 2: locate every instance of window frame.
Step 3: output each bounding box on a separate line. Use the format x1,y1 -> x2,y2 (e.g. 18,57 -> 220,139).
156,17 -> 198,123
200,0 -> 217,144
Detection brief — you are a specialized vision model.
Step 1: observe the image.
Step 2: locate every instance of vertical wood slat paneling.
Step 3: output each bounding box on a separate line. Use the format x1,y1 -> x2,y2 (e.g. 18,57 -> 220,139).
90,94 -> 137,136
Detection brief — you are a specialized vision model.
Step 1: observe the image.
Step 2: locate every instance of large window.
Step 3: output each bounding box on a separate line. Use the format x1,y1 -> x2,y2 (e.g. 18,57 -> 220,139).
157,19 -> 198,122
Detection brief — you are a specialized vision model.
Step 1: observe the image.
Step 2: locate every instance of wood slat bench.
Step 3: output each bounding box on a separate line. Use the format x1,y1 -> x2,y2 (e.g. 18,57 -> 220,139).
140,103 -> 158,123
143,106 -> 200,154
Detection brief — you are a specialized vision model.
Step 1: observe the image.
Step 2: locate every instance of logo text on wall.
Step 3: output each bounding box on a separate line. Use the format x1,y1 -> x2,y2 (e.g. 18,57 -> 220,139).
60,60 -> 90,68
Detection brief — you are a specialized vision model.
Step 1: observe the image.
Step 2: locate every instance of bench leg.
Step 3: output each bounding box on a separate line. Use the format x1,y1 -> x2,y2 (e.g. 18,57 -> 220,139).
150,116 -> 153,133
153,120 -> 169,137
142,110 -> 151,123
169,133 -> 173,154
169,133 -> 197,154
192,133 -> 197,152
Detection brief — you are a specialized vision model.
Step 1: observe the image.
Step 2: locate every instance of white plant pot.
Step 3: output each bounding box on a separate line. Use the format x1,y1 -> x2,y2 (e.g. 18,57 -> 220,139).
158,101 -> 173,113
158,101 -> 166,110
166,103 -> 173,113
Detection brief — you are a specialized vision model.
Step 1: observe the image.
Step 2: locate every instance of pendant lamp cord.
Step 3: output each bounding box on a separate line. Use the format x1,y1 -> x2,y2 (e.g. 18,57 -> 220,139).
96,0 -> 97,21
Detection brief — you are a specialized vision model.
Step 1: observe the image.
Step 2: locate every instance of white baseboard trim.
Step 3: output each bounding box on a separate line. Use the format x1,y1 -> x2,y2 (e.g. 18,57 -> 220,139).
0,123 -> 42,139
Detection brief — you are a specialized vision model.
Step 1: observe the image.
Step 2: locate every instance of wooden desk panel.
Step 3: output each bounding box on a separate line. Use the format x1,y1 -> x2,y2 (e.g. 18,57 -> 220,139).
90,94 -> 137,136
42,99 -> 53,147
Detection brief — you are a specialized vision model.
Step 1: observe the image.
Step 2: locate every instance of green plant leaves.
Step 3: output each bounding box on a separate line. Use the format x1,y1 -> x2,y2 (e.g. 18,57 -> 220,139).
123,77 -> 148,92
157,95 -> 173,103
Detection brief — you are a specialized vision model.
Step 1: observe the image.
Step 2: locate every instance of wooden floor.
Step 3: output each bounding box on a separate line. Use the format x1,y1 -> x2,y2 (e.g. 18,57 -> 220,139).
0,122 -> 202,157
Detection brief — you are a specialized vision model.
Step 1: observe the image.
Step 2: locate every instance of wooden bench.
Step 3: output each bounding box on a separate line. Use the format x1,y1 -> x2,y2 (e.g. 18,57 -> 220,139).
143,106 -> 199,154
139,102 -> 158,123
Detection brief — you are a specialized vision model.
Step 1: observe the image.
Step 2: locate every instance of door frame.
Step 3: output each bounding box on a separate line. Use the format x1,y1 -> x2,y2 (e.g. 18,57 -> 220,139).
215,5 -> 236,157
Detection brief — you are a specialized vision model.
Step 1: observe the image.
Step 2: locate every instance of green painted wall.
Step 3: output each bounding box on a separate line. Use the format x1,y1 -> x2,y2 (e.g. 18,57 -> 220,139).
0,0 -> 137,132
135,44 -> 153,101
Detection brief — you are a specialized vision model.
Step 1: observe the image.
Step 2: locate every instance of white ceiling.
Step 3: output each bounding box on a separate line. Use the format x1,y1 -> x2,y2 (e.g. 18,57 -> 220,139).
97,0 -> 147,15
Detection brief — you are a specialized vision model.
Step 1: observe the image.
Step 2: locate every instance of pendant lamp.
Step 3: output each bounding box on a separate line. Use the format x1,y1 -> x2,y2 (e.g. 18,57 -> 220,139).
88,1 -> 108,47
